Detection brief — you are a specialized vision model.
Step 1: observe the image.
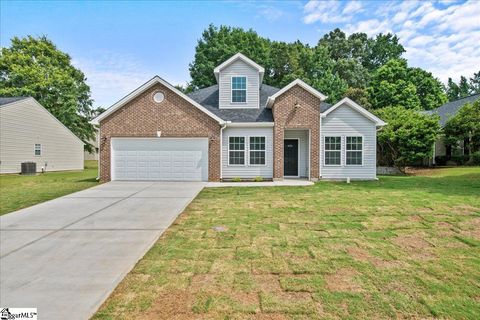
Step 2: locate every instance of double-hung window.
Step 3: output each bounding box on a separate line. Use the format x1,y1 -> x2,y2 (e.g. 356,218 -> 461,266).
229,137 -> 245,165
324,137 -> 341,165
34,143 -> 42,156
346,136 -> 363,165
231,76 -> 246,103
249,137 -> 266,165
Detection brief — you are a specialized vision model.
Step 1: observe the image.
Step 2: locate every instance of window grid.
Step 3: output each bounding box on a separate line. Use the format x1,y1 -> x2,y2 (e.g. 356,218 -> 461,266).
232,76 -> 247,103
249,136 -> 266,165
324,137 -> 341,166
229,137 -> 245,165
34,143 -> 42,156
346,136 -> 363,165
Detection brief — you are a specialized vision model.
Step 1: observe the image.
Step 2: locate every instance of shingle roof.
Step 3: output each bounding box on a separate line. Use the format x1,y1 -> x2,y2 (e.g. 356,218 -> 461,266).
0,97 -> 29,106
426,94 -> 480,127
187,84 -> 333,122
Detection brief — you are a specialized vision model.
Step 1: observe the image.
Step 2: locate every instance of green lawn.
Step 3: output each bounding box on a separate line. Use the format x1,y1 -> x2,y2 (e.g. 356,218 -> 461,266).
0,160 -> 99,215
94,167 -> 480,320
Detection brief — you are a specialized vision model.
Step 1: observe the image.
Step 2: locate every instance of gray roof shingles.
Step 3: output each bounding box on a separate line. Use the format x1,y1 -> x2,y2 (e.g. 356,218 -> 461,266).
426,94 -> 480,127
0,97 -> 29,106
188,84 -> 332,122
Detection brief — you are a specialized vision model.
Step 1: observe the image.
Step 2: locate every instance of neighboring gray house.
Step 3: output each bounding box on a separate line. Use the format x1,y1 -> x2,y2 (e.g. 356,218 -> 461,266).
427,93 -> 480,163
0,97 -> 84,173
92,53 -> 385,182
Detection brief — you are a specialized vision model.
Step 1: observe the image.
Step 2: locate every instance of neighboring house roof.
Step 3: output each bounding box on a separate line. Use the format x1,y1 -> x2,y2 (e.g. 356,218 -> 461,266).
321,97 -> 386,127
0,97 -> 29,106
266,79 -> 328,108
91,76 -> 225,125
0,97 -> 84,144
188,84 -> 280,122
426,93 -> 480,127
213,53 -> 265,83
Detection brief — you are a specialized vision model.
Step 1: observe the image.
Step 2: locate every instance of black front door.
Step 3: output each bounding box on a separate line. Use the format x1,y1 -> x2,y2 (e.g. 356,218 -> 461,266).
284,139 -> 298,176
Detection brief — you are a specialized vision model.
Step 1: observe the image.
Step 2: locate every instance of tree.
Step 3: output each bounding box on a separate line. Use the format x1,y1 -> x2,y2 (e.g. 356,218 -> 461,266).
343,87 -> 371,109
408,68 -> 447,110
375,106 -> 440,169
469,71 -> 480,94
367,59 -> 421,109
188,24 -> 271,90
365,33 -> 405,71
444,100 -> 480,155
446,78 -> 460,101
0,36 -> 97,151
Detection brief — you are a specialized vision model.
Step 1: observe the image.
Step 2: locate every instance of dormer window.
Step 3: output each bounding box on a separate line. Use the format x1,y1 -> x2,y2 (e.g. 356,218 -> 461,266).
231,76 -> 247,103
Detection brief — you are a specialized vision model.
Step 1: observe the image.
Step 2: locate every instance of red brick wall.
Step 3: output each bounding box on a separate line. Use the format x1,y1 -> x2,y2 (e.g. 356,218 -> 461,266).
272,85 -> 321,179
99,83 -> 221,182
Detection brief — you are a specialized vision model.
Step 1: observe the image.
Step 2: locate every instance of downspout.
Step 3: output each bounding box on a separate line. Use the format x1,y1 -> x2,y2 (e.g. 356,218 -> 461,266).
219,121 -> 230,181
96,125 -> 101,181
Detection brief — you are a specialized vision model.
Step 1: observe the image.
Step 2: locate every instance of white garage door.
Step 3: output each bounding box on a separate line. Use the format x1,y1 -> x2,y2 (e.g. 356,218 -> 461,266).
111,138 -> 208,181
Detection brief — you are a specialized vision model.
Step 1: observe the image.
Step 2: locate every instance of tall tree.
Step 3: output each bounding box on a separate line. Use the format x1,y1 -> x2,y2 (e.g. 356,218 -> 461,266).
188,24 -> 271,91
366,33 -> 405,71
367,59 -> 421,110
446,77 -> 460,101
0,36 -> 97,151
408,68 -> 447,110
469,71 -> 480,94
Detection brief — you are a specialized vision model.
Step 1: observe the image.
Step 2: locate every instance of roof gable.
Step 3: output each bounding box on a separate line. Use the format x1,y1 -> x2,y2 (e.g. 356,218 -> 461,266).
1,97 -> 84,144
321,97 -> 386,126
92,76 -> 224,125
266,79 -> 327,108
213,53 -> 265,83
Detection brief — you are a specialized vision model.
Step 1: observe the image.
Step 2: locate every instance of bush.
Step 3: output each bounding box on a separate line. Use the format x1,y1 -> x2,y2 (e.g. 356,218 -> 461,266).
467,152 -> 480,166
232,177 -> 241,182
253,176 -> 263,182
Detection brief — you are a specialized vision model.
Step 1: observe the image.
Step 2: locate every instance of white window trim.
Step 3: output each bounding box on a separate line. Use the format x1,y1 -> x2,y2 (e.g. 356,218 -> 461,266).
283,138 -> 300,178
249,136 -> 267,166
230,75 -> 247,104
345,135 -> 364,166
323,136 -> 342,167
228,136 -> 246,166
34,143 -> 42,156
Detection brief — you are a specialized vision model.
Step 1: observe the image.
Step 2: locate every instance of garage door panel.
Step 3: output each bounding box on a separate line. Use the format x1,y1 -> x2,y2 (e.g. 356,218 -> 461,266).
112,138 -> 208,181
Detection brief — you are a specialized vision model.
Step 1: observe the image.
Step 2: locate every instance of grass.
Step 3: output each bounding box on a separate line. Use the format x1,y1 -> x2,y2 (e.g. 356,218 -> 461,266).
93,166 -> 480,319
0,160 -> 99,215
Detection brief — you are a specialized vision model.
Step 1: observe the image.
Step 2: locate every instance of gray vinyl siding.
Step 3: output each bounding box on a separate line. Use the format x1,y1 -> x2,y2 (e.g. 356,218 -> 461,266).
218,60 -> 260,109
222,127 -> 273,179
321,104 -> 377,180
284,130 -> 309,177
0,99 -> 84,173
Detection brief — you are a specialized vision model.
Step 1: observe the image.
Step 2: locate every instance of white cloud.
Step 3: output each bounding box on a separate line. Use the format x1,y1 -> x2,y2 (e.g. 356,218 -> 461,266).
72,51 -> 150,107
302,0 -> 480,83
343,1 -> 362,15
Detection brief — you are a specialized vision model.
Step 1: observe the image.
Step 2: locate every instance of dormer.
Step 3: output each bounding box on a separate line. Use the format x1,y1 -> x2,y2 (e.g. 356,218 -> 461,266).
214,53 -> 265,109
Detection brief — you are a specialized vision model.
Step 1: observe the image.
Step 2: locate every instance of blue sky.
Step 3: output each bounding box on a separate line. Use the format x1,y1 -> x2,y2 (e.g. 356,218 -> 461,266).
1,0 -> 479,107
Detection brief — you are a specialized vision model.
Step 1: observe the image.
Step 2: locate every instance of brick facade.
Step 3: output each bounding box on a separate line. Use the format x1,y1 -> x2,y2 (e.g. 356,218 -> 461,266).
99,83 -> 221,182
272,85 -> 321,180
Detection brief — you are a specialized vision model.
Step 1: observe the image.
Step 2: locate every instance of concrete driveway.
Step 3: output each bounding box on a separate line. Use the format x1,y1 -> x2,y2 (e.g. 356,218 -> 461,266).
0,181 -> 205,320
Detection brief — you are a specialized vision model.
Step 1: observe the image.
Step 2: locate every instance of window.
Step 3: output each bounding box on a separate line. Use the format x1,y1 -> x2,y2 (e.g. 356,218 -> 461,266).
249,136 -> 266,165
34,144 -> 42,156
153,91 -> 165,103
231,76 -> 246,103
229,137 -> 245,165
324,137 -> 341,165
346,136 -> 363,165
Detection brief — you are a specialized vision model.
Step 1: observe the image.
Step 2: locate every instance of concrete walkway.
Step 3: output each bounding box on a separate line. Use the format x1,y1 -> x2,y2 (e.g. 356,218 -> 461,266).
0,181 -> 205,320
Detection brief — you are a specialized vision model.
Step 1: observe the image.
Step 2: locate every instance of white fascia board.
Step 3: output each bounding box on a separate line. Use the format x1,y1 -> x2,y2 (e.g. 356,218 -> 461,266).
266,79 -> 328,108
213,53 -> 265,83
91,76 -> 225,125
321,97 -> 386,126
226,122 -> 274,127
